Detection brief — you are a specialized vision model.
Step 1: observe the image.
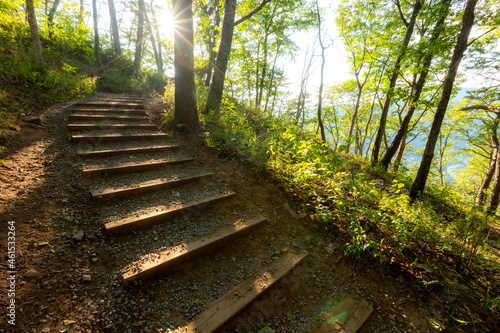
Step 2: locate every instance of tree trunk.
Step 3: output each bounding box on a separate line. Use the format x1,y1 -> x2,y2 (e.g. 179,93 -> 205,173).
79,0 -> 84,23
476,151 -> 496,207
477,113 -> 500,208
47,0 -> 61,39
392,130 -> 407,171
172,0 -> 200,132
371,0 -> 422,165
346,81 -> 363,153
204,0 -> 236,115
380,0 -> 451,170
26,0 -> 43,65
409,0 -> 478,200
108,0 -> 122,56
204,0 -> 221,87
263,41 -> 281,113
92,0 -> 103,71
150,1 -> 163,76
316,0 -> 326,142
134,0 -> 145,74
144,9 -> 160,74
204,0 -> 271,115
487,146 -> 500,214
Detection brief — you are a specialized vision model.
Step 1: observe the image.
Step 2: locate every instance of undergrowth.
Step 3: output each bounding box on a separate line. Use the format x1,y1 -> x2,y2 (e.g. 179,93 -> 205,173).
195,93 -> 500,330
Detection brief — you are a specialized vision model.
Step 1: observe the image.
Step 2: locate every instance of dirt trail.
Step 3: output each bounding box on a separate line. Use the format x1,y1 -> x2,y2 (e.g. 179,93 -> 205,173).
0,94 -> 442,332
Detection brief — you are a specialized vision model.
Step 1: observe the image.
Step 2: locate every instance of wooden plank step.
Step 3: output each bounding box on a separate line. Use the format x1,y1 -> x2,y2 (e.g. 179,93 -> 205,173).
71,133 -> 168,143
82,158 -> 193,177
92,173 -> 213,201
179,252 -> 308,333
121,216 -> 266,285
71,108 -> 147,116
316,298 -> 374,333
75,102 -> 144,109
77,145 -> 178,158
69,114 -> 147,122
68,124 -> 157,131
104,191 -> 237,234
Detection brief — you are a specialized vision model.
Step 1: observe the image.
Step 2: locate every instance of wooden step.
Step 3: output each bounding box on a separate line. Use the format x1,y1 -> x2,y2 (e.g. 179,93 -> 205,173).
82,158 -> 193,177
316,298 -> 374,333
71,133 -> 168,143
68,124 -> 157,131
71,108 -> 147,116
104,191 -> 237,234
121,216 -> 266,285
69,114 -> 148,122
77,145 -> 178,158
92,173 -> 213,201
179,252 -> 308,332
75,102 -> 144,109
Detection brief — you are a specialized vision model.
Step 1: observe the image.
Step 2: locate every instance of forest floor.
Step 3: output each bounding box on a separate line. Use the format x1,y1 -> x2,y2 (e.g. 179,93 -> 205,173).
0,95 -> 497,333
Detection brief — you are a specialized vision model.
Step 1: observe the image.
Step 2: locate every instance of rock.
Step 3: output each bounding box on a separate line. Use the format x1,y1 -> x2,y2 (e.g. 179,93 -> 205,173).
82,274 -> 92,282
25,269 -> 38,278
38,242 -> 49,247
41,328 -> 50,333
25,116 -> 43,125
17,188 -> 26,195
72,230 -> 84,241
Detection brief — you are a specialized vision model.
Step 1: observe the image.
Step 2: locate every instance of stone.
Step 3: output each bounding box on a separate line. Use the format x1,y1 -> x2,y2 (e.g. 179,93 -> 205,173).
25,269 -> 38,278
72,230 -> 84,241
82,274 -> 92,282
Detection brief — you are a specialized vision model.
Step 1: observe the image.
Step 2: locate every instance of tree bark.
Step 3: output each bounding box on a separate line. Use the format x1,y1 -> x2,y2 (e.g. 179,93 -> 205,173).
371,0 -> 422,165
392,130 -> 407,171
476,151 -> 496,208
487,145 -> 500,214
134,0 -> 145,74
172,0 -> 200,132
315,0 -> 326,142
107,0 -> 122,56
409,0 -> 478,201
92,0 -> 103,71
144,9 -> 160,74
204,0 -> 236,115
204,0 -> 271,115
26,0 -> 43,65
47,0 -> 61,39
204,0 -> 220,87
150,1 -> 163,76
380,0 -> 451,170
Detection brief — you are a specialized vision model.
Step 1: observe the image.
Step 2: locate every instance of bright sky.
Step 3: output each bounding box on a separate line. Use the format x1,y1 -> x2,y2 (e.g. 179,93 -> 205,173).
282,0 -> 351,96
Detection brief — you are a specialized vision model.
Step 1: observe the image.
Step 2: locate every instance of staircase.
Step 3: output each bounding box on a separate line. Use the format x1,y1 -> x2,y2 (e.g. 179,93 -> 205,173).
68,93 -> 308,332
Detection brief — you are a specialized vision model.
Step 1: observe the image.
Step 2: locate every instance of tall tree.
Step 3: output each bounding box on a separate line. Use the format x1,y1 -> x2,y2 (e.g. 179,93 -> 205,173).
371,0 -> 422,165
92,0 -> 103,71
143,8 -> 160,74
134,0 -> 146,74
204,0 -> 272,116
315,0 -> 327,142
380,0 -> 451,170
26,0 -> 43,65
108,0 -> 122,56
409,0 -> 478,200
172,0 -> 200,132
150,0 -> 163,75
47,0 -> 61,39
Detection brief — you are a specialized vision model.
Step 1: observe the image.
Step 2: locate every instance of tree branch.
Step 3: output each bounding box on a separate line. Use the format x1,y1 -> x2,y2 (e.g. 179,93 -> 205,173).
234,0 -> 272,26
395,0 -> 409,27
